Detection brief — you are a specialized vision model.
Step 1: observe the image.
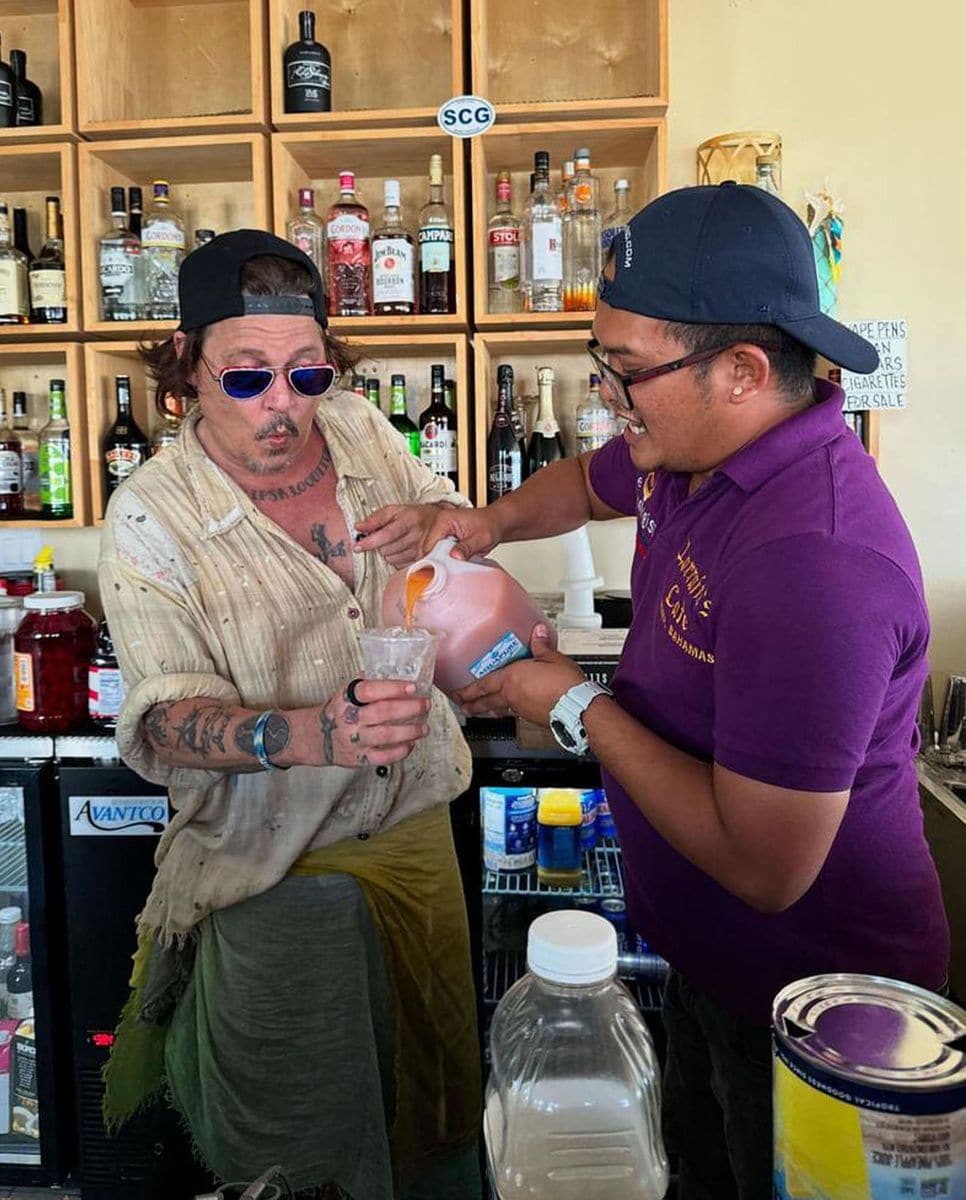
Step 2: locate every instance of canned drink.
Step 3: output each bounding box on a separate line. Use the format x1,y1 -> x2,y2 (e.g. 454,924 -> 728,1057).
578,789 -> 598,853
596,789 -> 617,839
481,787 -> 537,872
573,896 -> 599,916
633,932 -> 650,955
599,898 -> 628,952
773,974 -> 966,1200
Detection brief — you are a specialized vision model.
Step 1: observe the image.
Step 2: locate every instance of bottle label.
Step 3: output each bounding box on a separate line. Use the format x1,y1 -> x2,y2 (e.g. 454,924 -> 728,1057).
576,411 -> 615,452
372,237 -> 415,304
7,991 -> 32,1021
327,214 -> 369,243
488,452 -> 522,498
531,220 -> 563,282
286,58 -> 331,93
0,449 -> 21,495
105,445 -> 144,483
469,630 -> 531,680
16,94 -> 35,123
419,422 -> 457,476
419,227 -> 454,274
14,652 -> 34,713
489,228 -> 521,285
20,449 -> 39,501
29,268 -> 66,308
0,81 -> 11,111
89,666 -> 126,719
39,438 -> 72,509
0,261 -> 28,316
142,220 -> 185,250
99,246 -> 138,297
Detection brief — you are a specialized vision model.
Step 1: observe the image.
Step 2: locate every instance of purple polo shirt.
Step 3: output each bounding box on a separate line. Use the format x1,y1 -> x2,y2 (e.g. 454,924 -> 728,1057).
589,380 -> 949,1024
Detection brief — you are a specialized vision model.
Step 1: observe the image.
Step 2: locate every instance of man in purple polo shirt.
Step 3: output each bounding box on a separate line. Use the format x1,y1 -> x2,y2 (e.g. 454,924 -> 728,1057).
409,183 -> 950,1199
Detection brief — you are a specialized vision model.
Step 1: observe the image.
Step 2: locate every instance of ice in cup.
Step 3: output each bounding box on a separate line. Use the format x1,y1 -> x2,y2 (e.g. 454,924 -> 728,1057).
358,626 -> 439,697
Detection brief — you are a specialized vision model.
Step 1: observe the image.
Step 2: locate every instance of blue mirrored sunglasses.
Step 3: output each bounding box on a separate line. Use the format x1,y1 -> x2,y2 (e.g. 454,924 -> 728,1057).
202,356 -> 338,402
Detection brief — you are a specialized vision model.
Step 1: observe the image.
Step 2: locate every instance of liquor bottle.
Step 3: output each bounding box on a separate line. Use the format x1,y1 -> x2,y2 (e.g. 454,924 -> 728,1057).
419,364 -> 458,486
12,391 -> 39,511
0,908 -> 22,1009
519,171 -> 535,312
350,374 -> 366,399
526,366 -> 565,475
389,375 -> 420,457
141,180 -> 185,321
575,373 -> 617,453
150,396 -> 184,456
755,154 -> 781,197
88,619 -> 125,730
128,187 -> 143,239
9,50 -> 41,126
601,179 -> 631,258
38,379 -> 72,519
0,202 -> 29,325
525,151 -> 563,312
557,159 -> 575,217
193,229 -> 215,250
5,923 -> 32,1021
487,171 -> 522,314
326,172 -> 371,317
0,389 -> 23,518
99,187 -> 142,322
418,154 -> 455,315
287,187 -> 325,275
365,377 -> 381,410
283,9 -> 331,114
102,375 -> 149,504
28,196 -> 67,324
0,37 -> 14,128
12,208 -> 33,261
487,365 -> 525,503
372,180 -> 416,316
563,149 -> 601,313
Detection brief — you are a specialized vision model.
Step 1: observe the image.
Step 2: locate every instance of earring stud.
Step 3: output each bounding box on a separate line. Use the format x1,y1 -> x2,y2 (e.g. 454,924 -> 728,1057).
732,386 -> 744,396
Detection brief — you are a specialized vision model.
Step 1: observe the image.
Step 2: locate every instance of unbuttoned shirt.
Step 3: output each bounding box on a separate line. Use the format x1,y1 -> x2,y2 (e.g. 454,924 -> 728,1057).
99,389 -> 472,941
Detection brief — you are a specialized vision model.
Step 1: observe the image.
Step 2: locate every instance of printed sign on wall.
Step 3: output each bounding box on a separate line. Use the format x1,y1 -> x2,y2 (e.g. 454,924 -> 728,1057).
841,319 -> 908,411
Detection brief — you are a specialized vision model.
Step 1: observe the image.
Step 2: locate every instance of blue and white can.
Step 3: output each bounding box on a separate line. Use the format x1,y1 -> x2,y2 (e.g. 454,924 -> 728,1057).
600,898 -> 628,952
596,788 -> 616,839
482,787 -> 537,872
578,789 -> 598,853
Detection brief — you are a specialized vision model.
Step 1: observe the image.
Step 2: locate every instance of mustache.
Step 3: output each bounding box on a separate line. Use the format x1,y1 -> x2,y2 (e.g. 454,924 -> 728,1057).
255,415 -> 300,440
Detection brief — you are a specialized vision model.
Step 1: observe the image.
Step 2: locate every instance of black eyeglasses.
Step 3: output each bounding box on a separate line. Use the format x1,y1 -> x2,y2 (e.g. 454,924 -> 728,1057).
200,355 -> 338,402
586,339 -> 738,412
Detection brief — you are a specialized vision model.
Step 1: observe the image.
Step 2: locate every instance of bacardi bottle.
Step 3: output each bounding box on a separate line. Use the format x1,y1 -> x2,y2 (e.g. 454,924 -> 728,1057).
286,187 -> 325,275
372,179 -> 416,316
99,187 -> 142,322
419,364 -> 458,486
102,375 -> 149,505
487,365 -> 525,503
526,366 -> 565,475
326,172 -> 371,317
487,171 -> 522,314
525,151 -> 563,312
39,379 -> 72,519
283,10 -> 331,114
418,154 -> 455,315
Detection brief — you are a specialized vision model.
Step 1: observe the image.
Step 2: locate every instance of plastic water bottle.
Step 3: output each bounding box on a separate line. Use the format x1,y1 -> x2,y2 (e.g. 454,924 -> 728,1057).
485,911 -> 668,1199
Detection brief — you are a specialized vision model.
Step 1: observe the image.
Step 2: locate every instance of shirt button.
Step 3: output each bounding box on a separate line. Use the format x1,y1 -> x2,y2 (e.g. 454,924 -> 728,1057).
347,607 -> 360,620
376,765 -> 389,779
357,832 -> 370,841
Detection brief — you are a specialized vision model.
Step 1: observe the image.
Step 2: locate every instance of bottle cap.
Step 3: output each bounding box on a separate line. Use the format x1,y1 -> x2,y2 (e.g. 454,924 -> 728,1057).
615,178 -> 630,191
391,374 -> 405,387
428,155 -> 444,186
338,171 -> 355,192
534,150 -> 550,173
384,179 -> 401,208
589,372 -> 601,386
24,590 -> 85,612
574,148 -> 591,162
298,187 -> 314,207
152,180 -> 170,198
14,922 -> 29,956
0,907 -> 22,925
110,186 -> 127,214
527,911 -> 617,985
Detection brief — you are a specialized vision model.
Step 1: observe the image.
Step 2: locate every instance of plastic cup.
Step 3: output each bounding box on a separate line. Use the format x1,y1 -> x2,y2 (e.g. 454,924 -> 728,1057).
358,626 -> 438,697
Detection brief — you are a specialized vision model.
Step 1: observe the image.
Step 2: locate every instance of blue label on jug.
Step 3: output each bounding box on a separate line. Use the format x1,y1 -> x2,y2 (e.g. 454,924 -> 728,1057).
482,788 -> 537,871
469,630 -> 531,680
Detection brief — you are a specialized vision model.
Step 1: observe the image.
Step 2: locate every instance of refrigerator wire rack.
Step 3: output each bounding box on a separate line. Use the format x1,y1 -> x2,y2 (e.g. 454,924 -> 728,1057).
483,838 -> 624,899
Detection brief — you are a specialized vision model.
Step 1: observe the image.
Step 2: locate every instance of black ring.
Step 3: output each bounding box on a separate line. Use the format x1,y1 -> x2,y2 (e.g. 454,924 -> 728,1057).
346,678 -> 368,707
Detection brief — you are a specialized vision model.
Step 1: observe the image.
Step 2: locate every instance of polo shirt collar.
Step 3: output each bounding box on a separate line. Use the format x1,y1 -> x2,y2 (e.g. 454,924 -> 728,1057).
716,378 -> 848,493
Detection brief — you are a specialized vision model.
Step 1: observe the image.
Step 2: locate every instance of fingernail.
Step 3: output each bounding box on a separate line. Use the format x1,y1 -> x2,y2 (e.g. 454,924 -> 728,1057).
406,684 -> 416,694
535,624 -> 548,638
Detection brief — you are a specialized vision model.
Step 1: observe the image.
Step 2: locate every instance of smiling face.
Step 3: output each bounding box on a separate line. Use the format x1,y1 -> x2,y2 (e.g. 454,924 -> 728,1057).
176,314 -> 329,477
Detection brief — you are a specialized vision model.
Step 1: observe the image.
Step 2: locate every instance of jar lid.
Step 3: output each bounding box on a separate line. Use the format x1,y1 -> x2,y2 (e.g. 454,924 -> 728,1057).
0,597 -> 21,608
0,907 -> 23,925
23,590 -> 85,612
527,910 -> 617,985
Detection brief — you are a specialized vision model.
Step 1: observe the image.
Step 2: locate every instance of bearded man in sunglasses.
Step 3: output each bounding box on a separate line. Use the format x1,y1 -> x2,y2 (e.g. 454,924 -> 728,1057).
417,185 -> 949,1199
97,231 -> 481,1200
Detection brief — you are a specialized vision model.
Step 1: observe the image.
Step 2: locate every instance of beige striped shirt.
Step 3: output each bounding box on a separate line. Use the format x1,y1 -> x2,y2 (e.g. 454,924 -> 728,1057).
98,389 -> 472,941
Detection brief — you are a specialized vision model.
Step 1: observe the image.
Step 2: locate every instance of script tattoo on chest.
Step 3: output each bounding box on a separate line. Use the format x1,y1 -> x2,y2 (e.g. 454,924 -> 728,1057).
245,449 -> 332,503
311,522 -> 348,565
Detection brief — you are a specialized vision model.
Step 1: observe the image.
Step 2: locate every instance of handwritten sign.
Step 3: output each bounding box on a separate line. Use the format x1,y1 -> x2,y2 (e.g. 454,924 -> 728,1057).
840,319 -> 908,411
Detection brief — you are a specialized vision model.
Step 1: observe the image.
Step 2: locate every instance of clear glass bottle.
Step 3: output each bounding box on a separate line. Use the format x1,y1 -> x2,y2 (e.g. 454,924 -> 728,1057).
575,373 -> 617,453
601,179 -> 632,259
389,374 -> 420,457
141,180 -> 186,321
418,363 -> 458,486
28,195 -> 67,323
488,170 -> 522,314
519,169 -> 536,312
525,151 -> 563,313
193,229 -> 215,250
755,154 -> 782,197
326,171 -> 371,317
38,378 -> 72,519
11,391 -> 38,512
563,149 -> 600,313
0,388 -> 23,518
418,154 -> 456,315
556,159 -> 575,217
286,186 -> 325,275
150,396 -> 184,456
0,202 -> 29,325
99,186 -> 142,322
526,366 -> 565,476
372,179 -> 416,316
486,912 -> 668,1200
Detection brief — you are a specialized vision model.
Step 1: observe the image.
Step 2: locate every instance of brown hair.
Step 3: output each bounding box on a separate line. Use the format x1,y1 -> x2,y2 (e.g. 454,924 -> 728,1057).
140,254 -> 360,417
664,321 -> 817,407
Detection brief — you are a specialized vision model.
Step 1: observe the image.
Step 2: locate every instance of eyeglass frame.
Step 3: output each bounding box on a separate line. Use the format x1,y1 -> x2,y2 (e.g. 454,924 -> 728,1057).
586,339 -> 741,412
199,353 -> 339,402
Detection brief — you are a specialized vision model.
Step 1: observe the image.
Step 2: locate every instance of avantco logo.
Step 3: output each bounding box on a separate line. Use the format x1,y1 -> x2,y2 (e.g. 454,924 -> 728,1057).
437,95 -> 495,138
69,795 -> 169,837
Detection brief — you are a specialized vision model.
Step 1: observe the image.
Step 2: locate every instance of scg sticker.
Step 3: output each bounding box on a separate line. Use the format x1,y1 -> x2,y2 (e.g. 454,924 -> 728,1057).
437,95 -> 495,138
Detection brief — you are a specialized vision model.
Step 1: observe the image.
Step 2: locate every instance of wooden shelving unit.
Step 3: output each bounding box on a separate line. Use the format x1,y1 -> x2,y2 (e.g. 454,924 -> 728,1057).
0,0 -> 76,145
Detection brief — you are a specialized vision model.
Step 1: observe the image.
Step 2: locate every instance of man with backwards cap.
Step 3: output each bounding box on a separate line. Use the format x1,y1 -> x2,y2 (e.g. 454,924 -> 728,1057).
417,184 -> 949,1198
98,231 -> 481,1199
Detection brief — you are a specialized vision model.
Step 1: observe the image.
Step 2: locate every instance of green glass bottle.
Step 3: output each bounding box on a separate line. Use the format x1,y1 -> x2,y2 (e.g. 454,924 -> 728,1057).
389,373 -> 420,457
39,379 -> 72,519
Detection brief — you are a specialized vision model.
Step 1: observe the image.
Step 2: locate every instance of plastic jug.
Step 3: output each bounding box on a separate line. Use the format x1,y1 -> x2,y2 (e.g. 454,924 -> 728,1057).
381,538 -> 554,696
536,788 -> 583,888
485,911 -> 669,1200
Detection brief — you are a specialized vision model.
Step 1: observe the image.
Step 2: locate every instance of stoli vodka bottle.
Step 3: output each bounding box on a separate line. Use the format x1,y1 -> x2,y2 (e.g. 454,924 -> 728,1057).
488,170 -> 522,314
326,171 -> 371,317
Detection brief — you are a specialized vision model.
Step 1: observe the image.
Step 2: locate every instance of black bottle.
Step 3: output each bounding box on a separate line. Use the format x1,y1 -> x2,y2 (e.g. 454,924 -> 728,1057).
487,365 -> 526,504
127,187 -> 143,239
88,619 -> 125,729
102,376 -> 149,507
418,364 -> 459,487
9,50 -> 42,126
0,37 -> 14,128
283,11 -> 332,114
12,208 -> 33,261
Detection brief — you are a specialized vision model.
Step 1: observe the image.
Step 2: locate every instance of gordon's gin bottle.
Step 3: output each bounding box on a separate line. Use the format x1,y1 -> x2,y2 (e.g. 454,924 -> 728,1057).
326,172 -> 372,317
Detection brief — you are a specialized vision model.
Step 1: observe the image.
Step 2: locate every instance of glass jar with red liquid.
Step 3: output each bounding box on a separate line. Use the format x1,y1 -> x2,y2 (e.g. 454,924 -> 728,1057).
14,591 -> 96,733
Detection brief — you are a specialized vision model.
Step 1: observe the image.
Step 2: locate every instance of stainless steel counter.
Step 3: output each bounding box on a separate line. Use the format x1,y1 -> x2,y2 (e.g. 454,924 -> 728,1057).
918,759 -> 966,1002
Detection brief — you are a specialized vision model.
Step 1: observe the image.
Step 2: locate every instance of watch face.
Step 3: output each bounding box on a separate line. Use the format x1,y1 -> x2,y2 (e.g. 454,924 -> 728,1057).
551,718 -> 577,749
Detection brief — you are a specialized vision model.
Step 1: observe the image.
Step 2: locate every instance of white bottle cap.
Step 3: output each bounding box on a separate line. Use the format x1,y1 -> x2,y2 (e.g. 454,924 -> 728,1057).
23,590 -> 85,611
384,179 -> 401,208
527,910 -> 617,985
0,907 -> 23,926
615,179 -> 630,190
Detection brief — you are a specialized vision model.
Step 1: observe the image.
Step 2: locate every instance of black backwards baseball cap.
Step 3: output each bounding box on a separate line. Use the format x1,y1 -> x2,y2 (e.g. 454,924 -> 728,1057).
177,228 -> 328,332
598,182 -> 879,374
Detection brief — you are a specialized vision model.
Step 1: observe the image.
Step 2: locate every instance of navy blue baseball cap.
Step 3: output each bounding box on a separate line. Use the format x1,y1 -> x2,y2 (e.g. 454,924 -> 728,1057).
598,182 -> 879,374
177,228 -> 328,332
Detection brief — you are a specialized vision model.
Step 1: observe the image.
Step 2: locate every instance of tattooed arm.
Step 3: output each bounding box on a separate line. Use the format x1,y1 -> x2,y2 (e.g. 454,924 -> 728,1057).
142,680 -> 433,772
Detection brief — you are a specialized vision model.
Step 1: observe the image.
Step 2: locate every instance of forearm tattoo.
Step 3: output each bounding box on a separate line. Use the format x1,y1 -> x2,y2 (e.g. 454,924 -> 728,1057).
143,701 -> 290,762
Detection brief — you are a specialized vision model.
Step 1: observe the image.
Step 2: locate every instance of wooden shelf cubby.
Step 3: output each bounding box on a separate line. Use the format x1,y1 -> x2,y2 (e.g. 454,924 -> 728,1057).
78,133 -> 272,337
269,0 -> 463,130
75,0 -> 268,139
0,142 -> 80,339
273,128 -> 468,332
472,118 -> 666,330
470,0 -> 667,121
0,0 -> 76,145
0,340 -> 88,527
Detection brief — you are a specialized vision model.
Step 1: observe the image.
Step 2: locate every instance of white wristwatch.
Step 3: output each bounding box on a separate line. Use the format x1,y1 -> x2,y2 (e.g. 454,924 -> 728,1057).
549,681 -> 614,755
